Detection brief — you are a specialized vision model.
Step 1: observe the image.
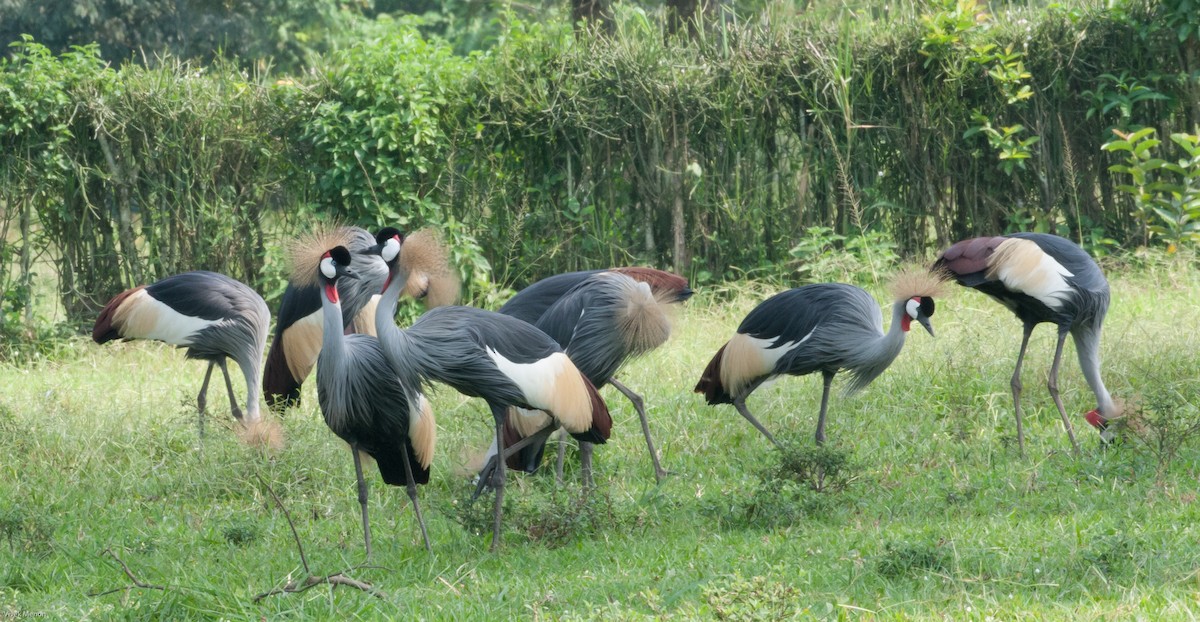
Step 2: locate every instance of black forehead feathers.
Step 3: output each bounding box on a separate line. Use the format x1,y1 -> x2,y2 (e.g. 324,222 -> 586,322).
919,296 -> 936,317
374,227 -> 405,245
329,246 -> 352,266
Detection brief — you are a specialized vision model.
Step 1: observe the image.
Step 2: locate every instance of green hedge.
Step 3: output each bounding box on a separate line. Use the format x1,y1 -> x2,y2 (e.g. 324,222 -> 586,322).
1,1 -> 1196,337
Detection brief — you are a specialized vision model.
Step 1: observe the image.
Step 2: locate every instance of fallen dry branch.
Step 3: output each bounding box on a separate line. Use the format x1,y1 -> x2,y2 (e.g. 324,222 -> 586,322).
89,548 -> 169,598
253,571 -> 384,602
254,473 -> 386,602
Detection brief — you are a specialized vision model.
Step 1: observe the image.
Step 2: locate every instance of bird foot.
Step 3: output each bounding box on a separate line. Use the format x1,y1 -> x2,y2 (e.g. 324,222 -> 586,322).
471,456 -> 500,502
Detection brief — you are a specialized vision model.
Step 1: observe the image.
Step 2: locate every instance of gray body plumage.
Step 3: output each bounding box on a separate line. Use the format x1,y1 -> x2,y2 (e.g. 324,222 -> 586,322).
746,283 -> 908,395
316,282 -> 429,486
375,277 -> 568,416
378,306 -> 556,410
534,272 -> 657,387
933,232 -> 1117,451
498,269 -> 606,324
93,270 -> 270,423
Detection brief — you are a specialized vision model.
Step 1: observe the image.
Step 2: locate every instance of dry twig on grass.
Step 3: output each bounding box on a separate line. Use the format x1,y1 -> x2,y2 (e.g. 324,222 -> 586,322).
89,548 -> 169,598
253,473 -> 385,602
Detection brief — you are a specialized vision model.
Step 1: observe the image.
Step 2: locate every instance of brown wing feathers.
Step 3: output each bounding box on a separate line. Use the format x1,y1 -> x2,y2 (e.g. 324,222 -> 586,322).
936,236 -> 1005,276
694,343 -> 732,405
92,286 -> 147,343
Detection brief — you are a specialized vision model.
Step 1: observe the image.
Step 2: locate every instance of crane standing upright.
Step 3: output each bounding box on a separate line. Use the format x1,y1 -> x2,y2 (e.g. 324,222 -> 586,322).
695,270 -> 943,447
368,229 -> 611,551
263,226 -> 457,409
932,232 -> 1118,454
306,245 -> 436,557
497,267 -> 693,483
93,270 -> 270,437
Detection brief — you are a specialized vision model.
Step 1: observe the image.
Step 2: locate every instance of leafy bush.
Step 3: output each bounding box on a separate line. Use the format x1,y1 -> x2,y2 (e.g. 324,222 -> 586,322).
703,573 -> 805,620
453,483 -> 630,548
875,539 -> 948,578
1104,127 -> 1200,248
731,440 -> 860,527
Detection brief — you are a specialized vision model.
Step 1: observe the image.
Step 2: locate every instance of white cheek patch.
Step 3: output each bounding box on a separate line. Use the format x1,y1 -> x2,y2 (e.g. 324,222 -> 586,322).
320,256 -> 336,279
382,238 -> 401,262
906,298 -> 921,319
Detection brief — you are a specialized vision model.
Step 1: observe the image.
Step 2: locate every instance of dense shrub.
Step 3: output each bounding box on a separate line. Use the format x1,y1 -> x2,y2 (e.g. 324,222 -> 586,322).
1,1 -> 1196,341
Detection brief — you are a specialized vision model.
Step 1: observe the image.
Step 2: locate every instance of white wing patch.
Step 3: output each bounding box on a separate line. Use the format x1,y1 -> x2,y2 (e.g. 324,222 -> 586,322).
987,238 -> 1075,309
485,347 -> 574,408
747,331 -> 811,368
719,329 -> 813,398
117,289 -> 217,345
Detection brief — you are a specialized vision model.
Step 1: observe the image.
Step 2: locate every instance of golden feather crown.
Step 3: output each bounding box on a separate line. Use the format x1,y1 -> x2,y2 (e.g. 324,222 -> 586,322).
400,228 -> 461,307
888,265 -> 950,302
287,225 -> 360,288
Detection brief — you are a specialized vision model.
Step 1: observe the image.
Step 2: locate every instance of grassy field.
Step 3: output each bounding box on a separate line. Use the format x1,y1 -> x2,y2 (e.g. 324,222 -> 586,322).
1,256 -> 1199,620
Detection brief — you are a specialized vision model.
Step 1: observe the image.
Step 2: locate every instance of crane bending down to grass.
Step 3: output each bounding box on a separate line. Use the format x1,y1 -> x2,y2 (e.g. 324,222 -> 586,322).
92,270 -> 273,442
493,268 -> 691,485
932,232 -> 1119,454
695,269 -> 945,447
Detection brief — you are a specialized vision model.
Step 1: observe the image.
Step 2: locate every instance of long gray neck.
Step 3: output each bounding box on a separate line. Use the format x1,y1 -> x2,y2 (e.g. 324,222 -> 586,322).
375,262 -> 407,339
1073,324 -> 1117,417
841,301 -> 909,395
319,283 -> 347,369
241,352 -> 263,422
373,263 -> 426,388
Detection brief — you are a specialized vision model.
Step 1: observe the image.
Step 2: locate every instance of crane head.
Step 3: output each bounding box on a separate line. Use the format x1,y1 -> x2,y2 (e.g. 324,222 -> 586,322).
369,227 -> 406,293
901,296 -> 936,337
372,227 -> 406,264
319,246 -> 359,304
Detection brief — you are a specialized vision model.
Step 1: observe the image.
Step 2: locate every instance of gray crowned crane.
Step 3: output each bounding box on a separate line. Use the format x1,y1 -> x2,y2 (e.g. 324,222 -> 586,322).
368,228 -> 611,551
306,245 -> 437,557
93,270 -> 269,437
263,226 -> 457,409
931,232 -> 1118,455
695,270 -> 944,447
495,268 -> 692,484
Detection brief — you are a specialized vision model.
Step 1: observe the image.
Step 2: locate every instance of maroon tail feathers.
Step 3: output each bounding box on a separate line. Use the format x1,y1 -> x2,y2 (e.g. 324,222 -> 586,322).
612,267 -> 693,301
92,285 -> 145,344
263,331 -> 303,410
568,374 -> 612,445
501,414 -> 537,472
694,343 -> 733,405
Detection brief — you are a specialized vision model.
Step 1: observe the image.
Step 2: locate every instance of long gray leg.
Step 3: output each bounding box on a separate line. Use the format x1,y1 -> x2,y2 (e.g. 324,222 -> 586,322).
398,443 -> 432,553
579,441 -> 595,492
610,378 -> 668,483
351,444 -> 372,560
217,358 -> 243,421
490,408 -> 507,552
197,361 -> 215,438
734,398 -> 783,450
1048,326 -> 1082,456
1011,322 -> 1035,456
554,434 -> 567,486
814,370 -> 835,445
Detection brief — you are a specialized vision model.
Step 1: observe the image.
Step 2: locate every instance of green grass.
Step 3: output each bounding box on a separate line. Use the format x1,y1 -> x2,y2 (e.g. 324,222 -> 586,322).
2,258 -> 1199,620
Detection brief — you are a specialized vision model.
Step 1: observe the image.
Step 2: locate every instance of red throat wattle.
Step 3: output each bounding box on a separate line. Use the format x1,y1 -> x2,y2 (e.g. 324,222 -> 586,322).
324,283 -> 339,304
900,315 -> 912,332
1084,409 -> 1105,429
